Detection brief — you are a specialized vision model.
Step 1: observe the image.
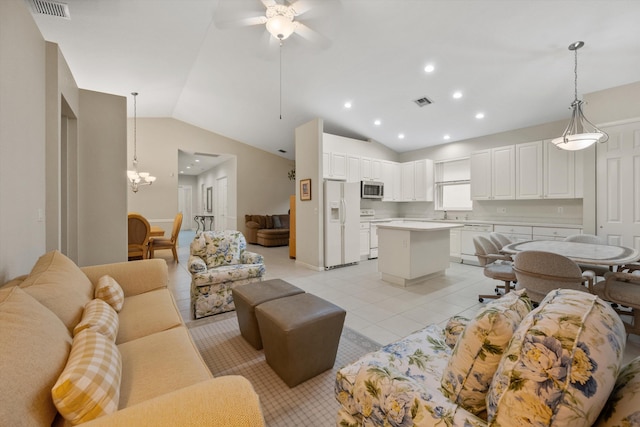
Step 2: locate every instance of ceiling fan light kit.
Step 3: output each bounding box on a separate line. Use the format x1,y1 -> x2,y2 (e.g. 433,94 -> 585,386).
552,41 -> 608,151
265,4 -> 297,40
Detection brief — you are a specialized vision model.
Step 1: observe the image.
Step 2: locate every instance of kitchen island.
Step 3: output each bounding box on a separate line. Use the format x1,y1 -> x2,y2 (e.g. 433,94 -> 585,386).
376,221 -> 464,286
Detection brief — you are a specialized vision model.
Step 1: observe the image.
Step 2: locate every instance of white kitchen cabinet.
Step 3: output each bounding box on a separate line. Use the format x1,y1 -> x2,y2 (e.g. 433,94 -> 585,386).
543,140 -> 575,198
347,154 -> 361,183
493,224 -> 532,242
532,226 -> 582,241
470,146 -> 515,200
401,159 -> 434,201
361,157 -> 382,181
516,141 -> 543,199
381,161 -> 401,201
323,151 -> 347,180
450,228 -> 461,261
359,222 -> 370,258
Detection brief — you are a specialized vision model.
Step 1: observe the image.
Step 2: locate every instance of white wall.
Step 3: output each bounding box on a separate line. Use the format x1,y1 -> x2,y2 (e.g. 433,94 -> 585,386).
196,157 -> 237,230
127,118 -> 294,238
178,174 -> 198,229
0,0 -> 47,282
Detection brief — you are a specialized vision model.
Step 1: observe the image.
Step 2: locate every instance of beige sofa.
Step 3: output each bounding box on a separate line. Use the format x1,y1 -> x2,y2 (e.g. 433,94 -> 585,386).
0,250 -> 264,426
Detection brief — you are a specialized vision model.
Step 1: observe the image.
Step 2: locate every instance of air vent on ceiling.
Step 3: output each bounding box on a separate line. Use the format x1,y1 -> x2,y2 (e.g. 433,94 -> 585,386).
194,152 -> 219,158
414,96 -> 433,107
28,0 -> 70,19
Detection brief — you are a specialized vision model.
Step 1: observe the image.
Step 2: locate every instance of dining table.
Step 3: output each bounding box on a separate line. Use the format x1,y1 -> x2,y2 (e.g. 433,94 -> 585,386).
502,240 -> 640,267
149,226 -> 165,237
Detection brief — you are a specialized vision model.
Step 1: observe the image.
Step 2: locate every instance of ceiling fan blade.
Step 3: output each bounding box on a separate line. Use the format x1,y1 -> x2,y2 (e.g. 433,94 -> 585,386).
294,22 -> 332,49
288,0 -> 340,18
215,15 -> 267,30
260,0 -> 277,8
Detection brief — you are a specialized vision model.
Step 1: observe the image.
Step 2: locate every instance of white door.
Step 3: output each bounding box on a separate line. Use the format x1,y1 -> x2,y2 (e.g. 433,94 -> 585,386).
597,120 -> 640,249
177,186 -> 193,230
216,177 -> 227,231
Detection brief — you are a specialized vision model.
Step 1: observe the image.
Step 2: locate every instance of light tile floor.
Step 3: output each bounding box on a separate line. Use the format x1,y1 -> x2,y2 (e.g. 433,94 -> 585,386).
163,230 -> 640,363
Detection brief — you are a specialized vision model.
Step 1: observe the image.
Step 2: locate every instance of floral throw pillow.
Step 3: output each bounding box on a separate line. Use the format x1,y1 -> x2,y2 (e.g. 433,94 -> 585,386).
441,290 -> 532,416
593,356 -> 640,427
487,289 -> 626,427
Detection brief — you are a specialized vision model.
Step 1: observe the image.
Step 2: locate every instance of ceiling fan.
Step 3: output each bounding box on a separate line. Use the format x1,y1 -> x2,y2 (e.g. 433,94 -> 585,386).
214,0 -> 337,48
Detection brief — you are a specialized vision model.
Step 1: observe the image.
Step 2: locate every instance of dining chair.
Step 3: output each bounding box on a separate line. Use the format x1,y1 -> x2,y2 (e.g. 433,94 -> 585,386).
594,270 -> 640,335
149,212 -> 183,262
473,236 -> 516,302
128,213 -> 151,260
512,250 -> 596,304
489,232 -> 513,251
563,233 -> 612,277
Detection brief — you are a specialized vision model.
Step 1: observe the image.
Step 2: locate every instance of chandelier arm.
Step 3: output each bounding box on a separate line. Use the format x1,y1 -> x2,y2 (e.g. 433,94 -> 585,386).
576,102 -> 609,142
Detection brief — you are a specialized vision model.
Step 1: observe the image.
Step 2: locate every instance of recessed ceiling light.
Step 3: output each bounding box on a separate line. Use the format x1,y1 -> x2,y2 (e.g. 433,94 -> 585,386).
424,64 -> 435,73
186,166 -> 191,169
398,133 -> 405,139
374,119 -> 381,126
475,112 -> 485,119
180,171 -> 184,174
453,91 -> 463,99
444,134 -> 451,140
195,159 -> 200,162
344,101 -> 352,109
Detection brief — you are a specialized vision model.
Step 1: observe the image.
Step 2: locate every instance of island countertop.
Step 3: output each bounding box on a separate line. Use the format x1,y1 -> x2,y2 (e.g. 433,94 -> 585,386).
375,221 -> 464,232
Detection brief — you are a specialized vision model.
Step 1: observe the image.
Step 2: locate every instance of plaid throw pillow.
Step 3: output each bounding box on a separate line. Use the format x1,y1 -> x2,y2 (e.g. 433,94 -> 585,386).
73,299 -> 119,342
52,329 -> 121,425
95,275 -> 124,312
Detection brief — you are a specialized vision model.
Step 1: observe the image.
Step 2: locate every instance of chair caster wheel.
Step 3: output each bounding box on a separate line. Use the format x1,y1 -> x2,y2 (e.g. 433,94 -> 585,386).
479,297 -> 484,303
494,288 -> 500,294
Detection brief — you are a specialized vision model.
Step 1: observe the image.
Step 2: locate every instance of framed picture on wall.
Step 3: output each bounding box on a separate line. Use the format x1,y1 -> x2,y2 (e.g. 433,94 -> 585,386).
206,187 -> 213,212
300,179 -> 311,201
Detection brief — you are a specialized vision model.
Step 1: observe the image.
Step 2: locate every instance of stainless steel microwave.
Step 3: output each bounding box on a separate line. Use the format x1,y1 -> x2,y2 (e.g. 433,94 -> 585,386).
361,181 -> 384,199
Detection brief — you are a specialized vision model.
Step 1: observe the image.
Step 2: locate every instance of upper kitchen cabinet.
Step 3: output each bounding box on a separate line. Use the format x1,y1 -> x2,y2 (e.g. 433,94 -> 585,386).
381,161 -> 401,201
470,146 -> 515,200
323,151 -> 347,180
543,140 -> 579,198
516,141 -> 544,199
361,157 -> 382,181
401,159 -> 434,201
347,154 -> 360,183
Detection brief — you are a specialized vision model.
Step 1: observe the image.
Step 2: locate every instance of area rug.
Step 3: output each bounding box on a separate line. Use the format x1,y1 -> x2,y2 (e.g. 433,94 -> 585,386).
187,312 -> 380,427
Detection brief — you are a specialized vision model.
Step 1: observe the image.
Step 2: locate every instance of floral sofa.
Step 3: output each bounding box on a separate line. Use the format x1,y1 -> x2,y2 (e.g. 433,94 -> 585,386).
188,230 -> 266,319
0,250 -> 264,426
336,288 -> 638,427
244,214 -> 290,247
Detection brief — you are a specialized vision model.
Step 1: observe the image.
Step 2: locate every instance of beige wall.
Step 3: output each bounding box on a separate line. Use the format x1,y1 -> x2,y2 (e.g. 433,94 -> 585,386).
127,118 -> 295,238
197,157 -> 237,230
0,0 -> 47,281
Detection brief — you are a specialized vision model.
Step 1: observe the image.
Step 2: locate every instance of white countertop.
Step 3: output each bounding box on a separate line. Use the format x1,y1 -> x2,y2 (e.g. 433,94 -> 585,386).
369,217 -> 583,229
375,221 -> 465,231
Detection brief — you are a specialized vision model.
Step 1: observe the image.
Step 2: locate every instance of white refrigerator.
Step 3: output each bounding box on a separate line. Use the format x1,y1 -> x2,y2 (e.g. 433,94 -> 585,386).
324,180 -> 360,268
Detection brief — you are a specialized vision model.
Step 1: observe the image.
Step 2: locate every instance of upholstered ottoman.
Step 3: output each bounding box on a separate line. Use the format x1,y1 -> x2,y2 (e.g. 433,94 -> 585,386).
255,293 -> 346,387
232,279 -> 304,349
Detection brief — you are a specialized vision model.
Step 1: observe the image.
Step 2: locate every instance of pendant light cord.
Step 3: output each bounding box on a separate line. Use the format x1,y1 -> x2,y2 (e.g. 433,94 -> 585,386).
573,47 -> 579,103
132,91 -> 138,165
279,40 -> 283,120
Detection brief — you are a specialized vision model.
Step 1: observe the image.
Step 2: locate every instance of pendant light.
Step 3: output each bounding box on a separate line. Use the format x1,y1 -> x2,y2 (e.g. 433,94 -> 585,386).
127,92 -> 156,192
551,41 -> 608,151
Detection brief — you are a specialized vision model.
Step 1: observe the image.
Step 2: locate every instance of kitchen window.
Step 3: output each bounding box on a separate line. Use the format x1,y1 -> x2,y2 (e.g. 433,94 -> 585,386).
435,158 -> 472,211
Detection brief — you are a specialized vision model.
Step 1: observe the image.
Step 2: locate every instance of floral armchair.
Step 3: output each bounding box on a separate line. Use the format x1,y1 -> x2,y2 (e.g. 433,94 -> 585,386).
188,230 -> 265,319
336,289 -> 630,427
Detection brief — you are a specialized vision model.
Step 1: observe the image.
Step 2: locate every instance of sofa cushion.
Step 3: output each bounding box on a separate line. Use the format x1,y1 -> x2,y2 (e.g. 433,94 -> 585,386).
116,288 -> 183,344
20,250 -> 93,331
52,329 -> 121,425
272,215 -> 281,228
95,275 -> 124,312
593,356 -> 640,427
487,289 -> 626,427
74,298 -> 119,342
192,263 -> 267,287
117,326 -> 212,409
0,286 -> 72,427
441,290 -> 532,416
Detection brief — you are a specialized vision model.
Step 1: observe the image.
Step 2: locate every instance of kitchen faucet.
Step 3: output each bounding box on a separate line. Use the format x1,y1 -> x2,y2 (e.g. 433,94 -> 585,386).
443,210 -> 448,220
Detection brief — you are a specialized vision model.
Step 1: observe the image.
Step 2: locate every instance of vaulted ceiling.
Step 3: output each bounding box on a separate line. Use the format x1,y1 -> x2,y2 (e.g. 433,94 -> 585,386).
30,0 -> 640,160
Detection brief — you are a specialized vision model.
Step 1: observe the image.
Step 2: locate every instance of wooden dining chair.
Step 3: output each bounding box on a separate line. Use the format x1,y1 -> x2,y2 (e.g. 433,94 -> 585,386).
128,213 -> 151,260
149,212 -> 183,262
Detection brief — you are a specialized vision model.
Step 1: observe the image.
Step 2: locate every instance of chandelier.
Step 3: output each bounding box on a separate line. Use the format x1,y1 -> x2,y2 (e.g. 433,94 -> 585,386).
551,41 -> 608,151
127,92 -> 156,192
